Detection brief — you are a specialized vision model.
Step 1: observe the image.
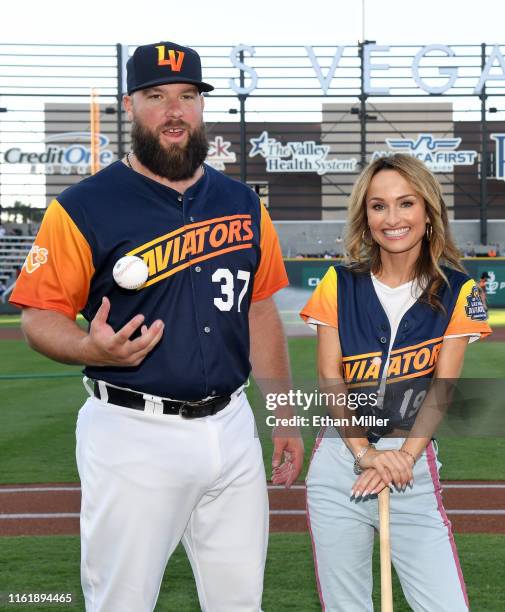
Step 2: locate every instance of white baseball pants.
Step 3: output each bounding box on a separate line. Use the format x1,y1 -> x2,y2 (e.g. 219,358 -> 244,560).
306,430 -> 469,612
76,391 -> 268,612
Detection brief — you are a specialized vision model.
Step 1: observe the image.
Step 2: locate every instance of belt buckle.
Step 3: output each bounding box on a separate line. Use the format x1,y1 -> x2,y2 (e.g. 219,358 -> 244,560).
143,393 -> 164,416
179,399 -> 212,419
179,402 -> 192,419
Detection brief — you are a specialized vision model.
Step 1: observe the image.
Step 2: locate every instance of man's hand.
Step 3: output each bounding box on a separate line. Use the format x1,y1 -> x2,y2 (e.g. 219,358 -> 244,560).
82,297 -> 164,366
271,435 -> 304,488
21,298 -> 164,367
249,296 -> 303,486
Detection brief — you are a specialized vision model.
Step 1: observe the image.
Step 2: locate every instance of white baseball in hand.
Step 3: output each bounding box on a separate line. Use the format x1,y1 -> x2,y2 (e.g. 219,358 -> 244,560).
113,256 -> 149,290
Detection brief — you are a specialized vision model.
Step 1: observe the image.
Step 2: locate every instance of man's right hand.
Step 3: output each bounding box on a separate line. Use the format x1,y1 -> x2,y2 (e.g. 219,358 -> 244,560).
21,299 -> 164,368
82,297 -> 164,367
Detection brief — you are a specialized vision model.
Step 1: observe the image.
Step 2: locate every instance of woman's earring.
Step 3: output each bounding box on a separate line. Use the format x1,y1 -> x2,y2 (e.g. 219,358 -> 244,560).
425,223 -> 433,242
362,228 -> 372,246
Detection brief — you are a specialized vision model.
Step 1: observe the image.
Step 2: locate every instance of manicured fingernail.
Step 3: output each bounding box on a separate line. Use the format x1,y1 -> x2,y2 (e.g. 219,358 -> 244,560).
350,489 -> 355,497
370,489 -> 376,495
409,479 -> 414,487
355,490 -> 362,499
363,490 -> 369,498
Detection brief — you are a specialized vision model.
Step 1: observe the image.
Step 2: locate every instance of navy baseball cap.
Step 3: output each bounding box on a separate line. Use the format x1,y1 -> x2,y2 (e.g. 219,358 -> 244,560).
126,41 -> 214,95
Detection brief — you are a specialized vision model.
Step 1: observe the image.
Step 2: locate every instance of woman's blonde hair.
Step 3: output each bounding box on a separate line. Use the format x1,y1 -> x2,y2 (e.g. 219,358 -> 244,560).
345,154 -> 464,309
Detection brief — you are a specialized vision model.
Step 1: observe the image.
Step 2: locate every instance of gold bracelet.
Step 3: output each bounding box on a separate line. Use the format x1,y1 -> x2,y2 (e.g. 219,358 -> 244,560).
400,449 -> 417,465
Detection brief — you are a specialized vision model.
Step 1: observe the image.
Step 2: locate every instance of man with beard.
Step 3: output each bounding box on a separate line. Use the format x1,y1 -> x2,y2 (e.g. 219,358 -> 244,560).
10,41 -> 303,612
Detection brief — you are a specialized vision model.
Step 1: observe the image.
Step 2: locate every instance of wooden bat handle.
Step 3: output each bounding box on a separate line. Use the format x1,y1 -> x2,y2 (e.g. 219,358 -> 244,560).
379,487 -> 393,611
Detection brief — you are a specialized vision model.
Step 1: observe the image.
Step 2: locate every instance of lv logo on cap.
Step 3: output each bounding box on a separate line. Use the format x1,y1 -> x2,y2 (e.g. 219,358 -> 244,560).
155,46 -> 185,72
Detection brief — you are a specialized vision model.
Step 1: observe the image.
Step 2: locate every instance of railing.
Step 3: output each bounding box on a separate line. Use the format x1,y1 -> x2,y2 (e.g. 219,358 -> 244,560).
1,43 -> 505,243
0,235 -> 33,301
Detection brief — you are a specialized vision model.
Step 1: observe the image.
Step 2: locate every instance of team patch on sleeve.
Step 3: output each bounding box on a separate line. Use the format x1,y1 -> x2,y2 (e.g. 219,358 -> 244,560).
444,278 -> 492,339
23,245 -> 49,274
464,285 -> 488,321
9,199 -> 94,319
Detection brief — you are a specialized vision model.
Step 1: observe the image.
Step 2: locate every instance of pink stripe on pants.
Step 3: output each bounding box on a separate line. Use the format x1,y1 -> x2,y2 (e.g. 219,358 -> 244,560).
426,441 -> 469,609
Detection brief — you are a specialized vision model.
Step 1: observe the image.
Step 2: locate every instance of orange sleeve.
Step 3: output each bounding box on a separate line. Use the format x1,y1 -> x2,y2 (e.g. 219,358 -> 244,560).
444,279 -> 492,339
251,203 -> 289,302
300,266 -> 338,328
9,199 -> 95,319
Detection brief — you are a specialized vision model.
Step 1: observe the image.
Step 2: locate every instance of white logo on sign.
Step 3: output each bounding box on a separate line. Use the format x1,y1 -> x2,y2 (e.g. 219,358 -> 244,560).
249,131 -> 357,175
3,132 -> 114,175
372,134 -> 477,172
485,271 -> 505,295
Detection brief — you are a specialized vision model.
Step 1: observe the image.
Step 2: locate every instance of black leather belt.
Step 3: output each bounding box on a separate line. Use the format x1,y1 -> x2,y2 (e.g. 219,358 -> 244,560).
93,381 -> 231,419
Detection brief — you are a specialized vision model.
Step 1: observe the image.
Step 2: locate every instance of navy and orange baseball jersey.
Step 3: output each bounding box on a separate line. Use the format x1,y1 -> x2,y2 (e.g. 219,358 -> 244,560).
11,161 -> 288,400
301,264 -> 491,432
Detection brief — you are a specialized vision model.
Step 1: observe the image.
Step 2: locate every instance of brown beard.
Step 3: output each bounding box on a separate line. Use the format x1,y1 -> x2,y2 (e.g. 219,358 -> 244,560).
131,119 -> 209,181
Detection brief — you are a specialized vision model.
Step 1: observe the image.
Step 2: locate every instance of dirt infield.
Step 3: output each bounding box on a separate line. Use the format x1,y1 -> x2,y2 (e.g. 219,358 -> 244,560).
0,327 -> 24,340
0,482 -> 503,536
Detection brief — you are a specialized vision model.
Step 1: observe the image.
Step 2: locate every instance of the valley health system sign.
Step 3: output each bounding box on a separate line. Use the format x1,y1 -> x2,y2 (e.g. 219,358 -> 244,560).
249,131 -> 357,175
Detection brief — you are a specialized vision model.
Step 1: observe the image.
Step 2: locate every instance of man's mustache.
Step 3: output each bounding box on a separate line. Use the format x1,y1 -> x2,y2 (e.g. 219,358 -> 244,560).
158,121 -> 191,132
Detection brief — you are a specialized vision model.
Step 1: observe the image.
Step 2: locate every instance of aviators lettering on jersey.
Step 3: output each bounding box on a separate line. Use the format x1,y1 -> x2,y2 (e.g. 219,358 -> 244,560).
127,215 -> 254,287
343,338 -> 444,386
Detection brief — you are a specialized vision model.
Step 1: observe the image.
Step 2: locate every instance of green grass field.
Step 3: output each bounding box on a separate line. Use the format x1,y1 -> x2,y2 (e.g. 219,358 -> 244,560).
0,534 -> 504,611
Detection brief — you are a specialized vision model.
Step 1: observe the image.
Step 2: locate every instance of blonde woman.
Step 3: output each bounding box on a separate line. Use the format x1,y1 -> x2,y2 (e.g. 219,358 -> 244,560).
301,154 -> 491,611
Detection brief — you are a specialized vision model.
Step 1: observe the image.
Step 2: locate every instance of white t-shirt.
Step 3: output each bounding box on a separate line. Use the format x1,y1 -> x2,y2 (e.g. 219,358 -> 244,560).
371,274 -> 420,348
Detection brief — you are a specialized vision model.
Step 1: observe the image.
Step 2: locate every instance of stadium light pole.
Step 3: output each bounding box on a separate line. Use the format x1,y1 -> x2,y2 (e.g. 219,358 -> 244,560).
238,49 -> 248,185
362,0 -> 366,43
116,43 -> 125,161
479,43 -> 488,245
357,41 -> 376,169
0,106 -> 7,215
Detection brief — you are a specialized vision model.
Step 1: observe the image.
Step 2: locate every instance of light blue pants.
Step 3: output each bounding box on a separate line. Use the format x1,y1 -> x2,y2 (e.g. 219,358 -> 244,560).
306,428 -> 469,612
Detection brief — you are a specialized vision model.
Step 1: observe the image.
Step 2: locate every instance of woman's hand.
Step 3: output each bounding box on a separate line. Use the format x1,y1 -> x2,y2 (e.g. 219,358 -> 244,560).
358,448 -> 414,489
351,468 -> 390,498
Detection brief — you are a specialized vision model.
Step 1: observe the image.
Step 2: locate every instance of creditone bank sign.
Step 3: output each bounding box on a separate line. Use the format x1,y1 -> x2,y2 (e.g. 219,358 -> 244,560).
2,132 -> 115,174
